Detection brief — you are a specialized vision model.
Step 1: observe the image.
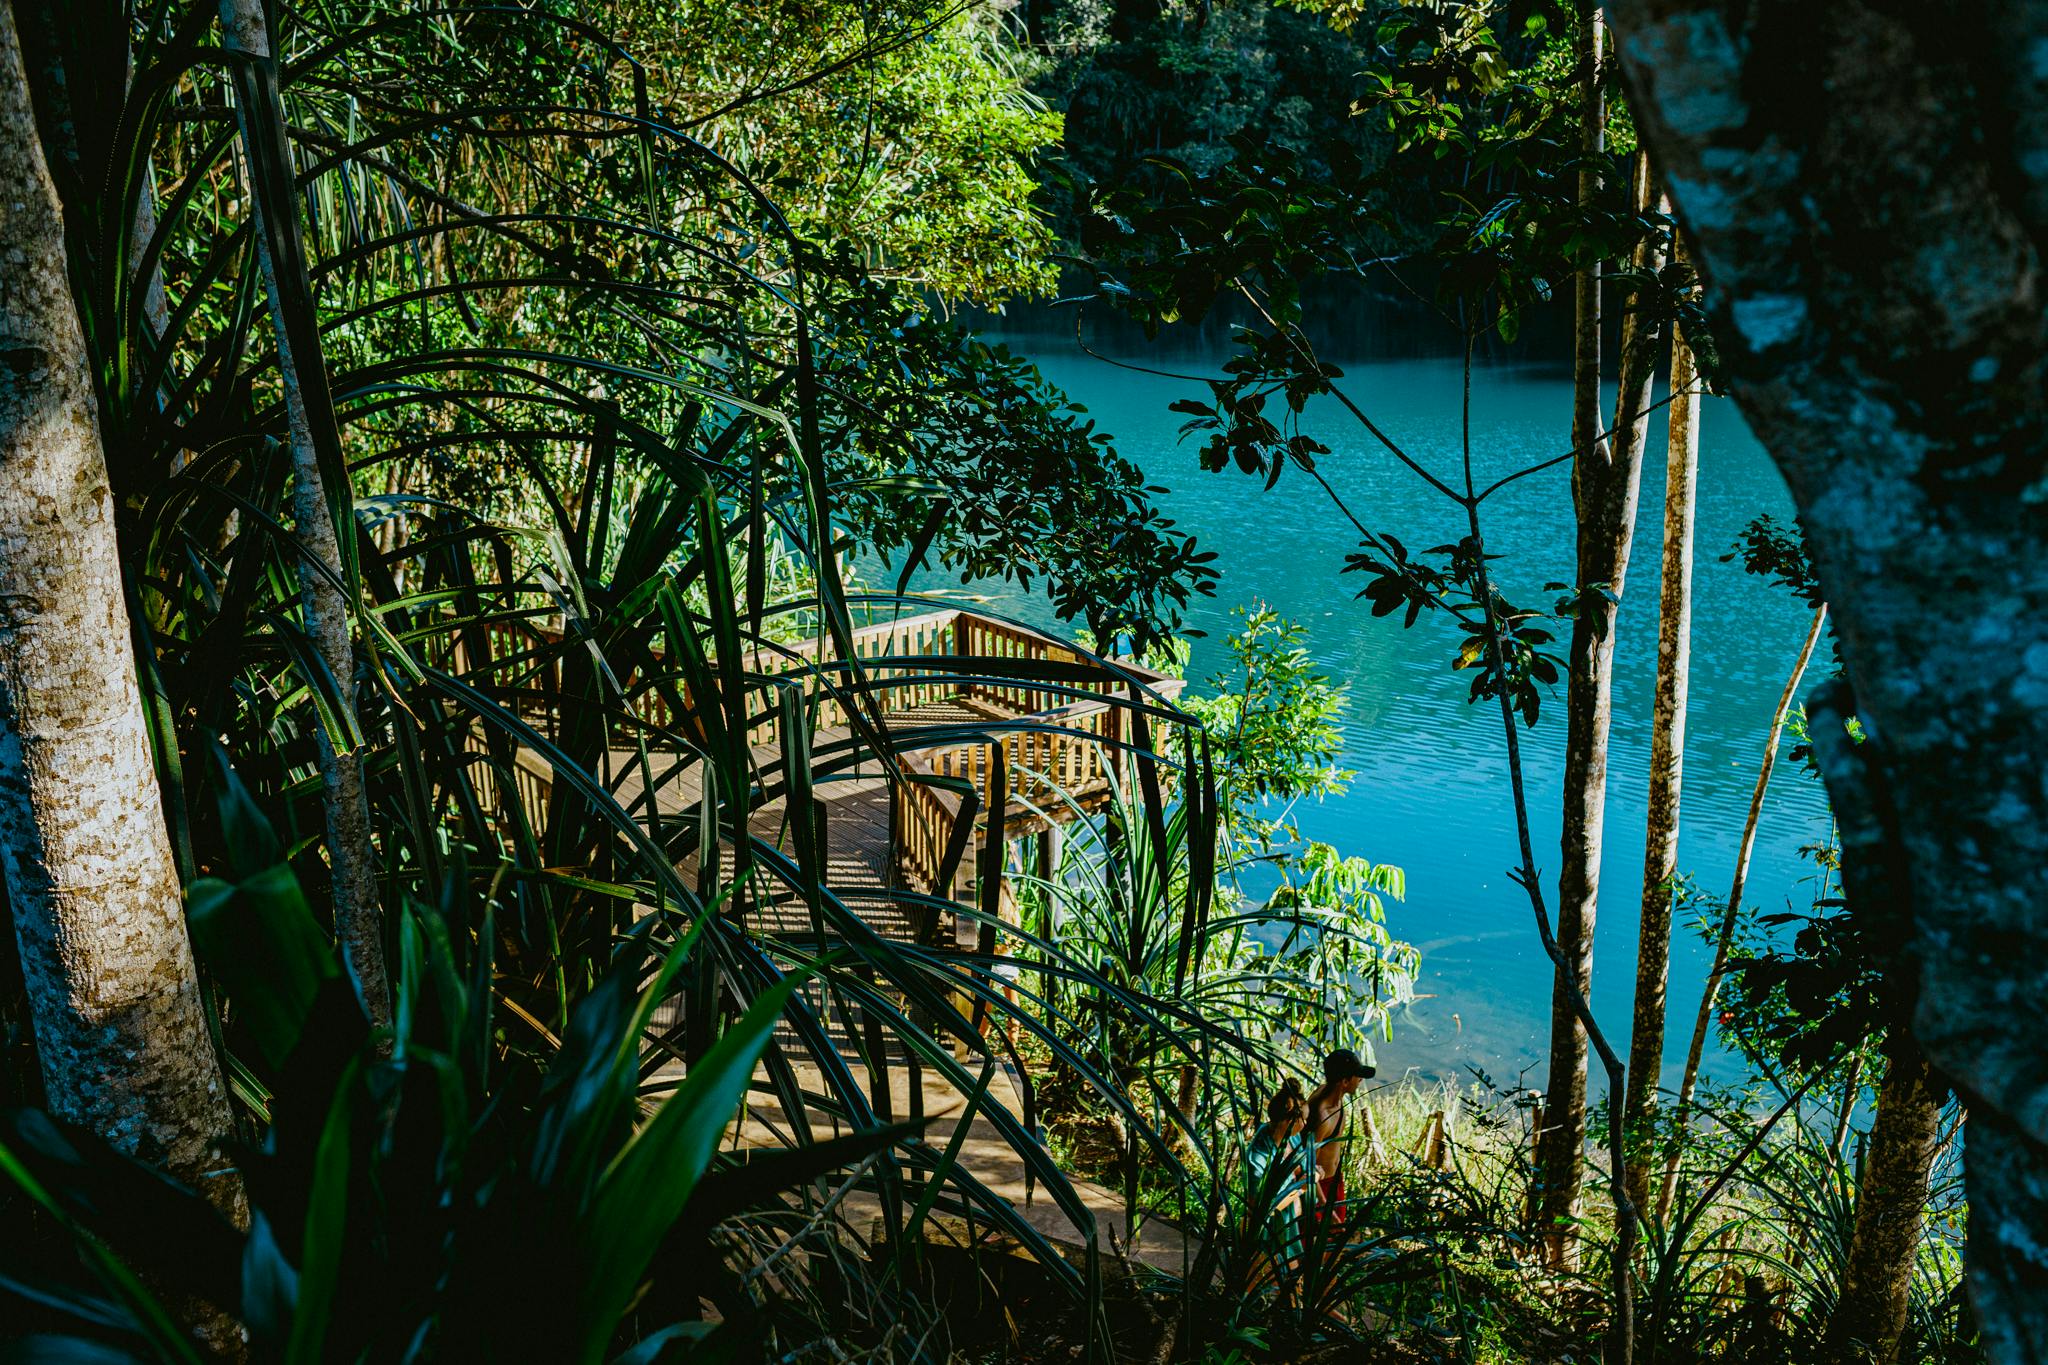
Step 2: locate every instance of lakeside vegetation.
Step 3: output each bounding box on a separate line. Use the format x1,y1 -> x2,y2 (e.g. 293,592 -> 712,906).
0,2 -> 2029,1364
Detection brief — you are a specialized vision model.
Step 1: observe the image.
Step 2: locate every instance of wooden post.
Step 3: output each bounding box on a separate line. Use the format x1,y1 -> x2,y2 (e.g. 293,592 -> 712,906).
955,610 -> 974,706
1360,1097 -> 1388,1163
1418,1110 -> 1449,1170
1106,702 -> 1124,788
1035,826 -> 1061,883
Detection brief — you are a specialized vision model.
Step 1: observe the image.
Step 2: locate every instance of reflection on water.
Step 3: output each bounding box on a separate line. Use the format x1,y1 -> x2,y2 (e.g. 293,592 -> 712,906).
917,302 -> 1832,1095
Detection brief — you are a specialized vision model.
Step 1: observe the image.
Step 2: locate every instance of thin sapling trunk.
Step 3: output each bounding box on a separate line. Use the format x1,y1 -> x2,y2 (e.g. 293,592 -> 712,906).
1657,601 -> 1828,1219
1540,143 -> 1671,1261
1622,248 -> 1700,1215
219,0 -> 389,1030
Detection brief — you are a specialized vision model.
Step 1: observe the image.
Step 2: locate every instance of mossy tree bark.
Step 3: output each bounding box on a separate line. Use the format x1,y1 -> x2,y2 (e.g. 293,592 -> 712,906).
0,0 -> 232,1186
219,0 -> 389,1031
1609,2 -> 2048,1354
1826,1035 -> 1946,1365
1622,279 -> 1700,1217
1538,135 -> 1671,1265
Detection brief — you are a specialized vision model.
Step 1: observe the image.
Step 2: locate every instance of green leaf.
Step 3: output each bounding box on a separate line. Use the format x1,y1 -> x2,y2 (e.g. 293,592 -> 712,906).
574,970 -> 808,1364
898,1062 -> 995,1260
609,1323 -> 717,1365
0,1137 -> 203,1365
210,744 -> 282,876
1496,303 -> 1521,344
285,1061 -> 357,1365
187,866 -> 342,1070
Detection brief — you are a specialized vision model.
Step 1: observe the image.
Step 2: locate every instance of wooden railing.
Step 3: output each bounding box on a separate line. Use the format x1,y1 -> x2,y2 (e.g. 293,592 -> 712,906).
886,615 -> 1185,915
447,604 -> 1187,926
459,608 -> 963,745
919,614 -> 1181,806
742,609 -> 961,746
893,771 -> 966,905
955,612 -> 1081,716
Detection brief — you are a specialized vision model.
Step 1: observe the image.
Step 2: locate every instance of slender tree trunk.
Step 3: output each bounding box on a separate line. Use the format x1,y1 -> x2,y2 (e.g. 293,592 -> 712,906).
1787,1047 -> 1870,1305
219,0 -> 388,1030
1829,1049 -> 1863,1163
1538,140 -> 1671,1261
1656,601 -> 1827,1220
1534,3 -> 1608,1259
122,48 -> 170,350
1621,256 -> 1700,1217
1825,1035 -> 1944,1365
0,0 -> 231,1184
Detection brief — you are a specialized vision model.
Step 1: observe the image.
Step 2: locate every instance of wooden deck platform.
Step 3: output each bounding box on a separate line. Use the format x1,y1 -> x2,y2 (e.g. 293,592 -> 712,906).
519,683 -> 1115,946
500,609 -> 1193,1271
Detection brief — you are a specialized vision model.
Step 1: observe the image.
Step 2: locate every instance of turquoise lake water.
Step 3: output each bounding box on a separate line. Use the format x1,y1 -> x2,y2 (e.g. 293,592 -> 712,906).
915,308 -> 1833,1096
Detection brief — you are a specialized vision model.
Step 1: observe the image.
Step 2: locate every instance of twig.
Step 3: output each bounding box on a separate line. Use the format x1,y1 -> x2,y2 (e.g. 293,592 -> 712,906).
743,1149 -> 888,1287
1657,601 -> 1829,1221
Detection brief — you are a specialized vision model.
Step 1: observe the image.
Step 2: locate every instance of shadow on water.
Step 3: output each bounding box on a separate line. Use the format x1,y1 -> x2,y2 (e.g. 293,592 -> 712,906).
963,269 -> 1575,368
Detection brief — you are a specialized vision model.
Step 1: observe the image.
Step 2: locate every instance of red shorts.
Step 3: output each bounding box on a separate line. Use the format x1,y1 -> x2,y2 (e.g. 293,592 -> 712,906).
1315,1173 -> 1347,1225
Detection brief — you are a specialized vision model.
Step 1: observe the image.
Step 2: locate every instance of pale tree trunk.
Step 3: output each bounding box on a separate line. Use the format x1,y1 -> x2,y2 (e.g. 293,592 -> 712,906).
1606,10 -> 2048,1346
1538,140 -> 1671,1262
122,49 -> 170,349
1656,601 -> 1826,1220
1826,1035 -> 1945,1365
0,1 -> 231,1184
1621,271 -> 1700,1218
219,0 -> 388,1030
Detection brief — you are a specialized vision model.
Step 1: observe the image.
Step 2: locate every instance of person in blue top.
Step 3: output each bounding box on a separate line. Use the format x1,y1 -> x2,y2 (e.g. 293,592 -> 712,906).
1246,1076 -> 1311,1284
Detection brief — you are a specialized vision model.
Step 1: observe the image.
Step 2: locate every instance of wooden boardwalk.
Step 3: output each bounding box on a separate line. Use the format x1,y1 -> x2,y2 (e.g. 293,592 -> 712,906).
505,609 -> 1193,1267
511,609 -> 1186,950
541,694 -> 1023,942
722,1060 -> 1200,1275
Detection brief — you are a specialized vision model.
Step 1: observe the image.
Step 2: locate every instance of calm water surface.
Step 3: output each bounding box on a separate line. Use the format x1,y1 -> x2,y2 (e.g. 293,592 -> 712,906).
919,309 -> 1833,1095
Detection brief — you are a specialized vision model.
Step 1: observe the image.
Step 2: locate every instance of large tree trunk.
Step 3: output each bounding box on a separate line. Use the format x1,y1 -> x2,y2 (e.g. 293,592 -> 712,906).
219,0 -> 388,1031
1622,276 -> 1700,1217
1826,1035 -> 1945,1365
1538,138 -> 1670,1261
0,0 -> 231,1184
1606,3 -> 2048,1355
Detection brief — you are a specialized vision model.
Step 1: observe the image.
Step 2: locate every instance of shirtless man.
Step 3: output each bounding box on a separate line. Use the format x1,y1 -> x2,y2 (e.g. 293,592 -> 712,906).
1304,1048 -> 1375,1225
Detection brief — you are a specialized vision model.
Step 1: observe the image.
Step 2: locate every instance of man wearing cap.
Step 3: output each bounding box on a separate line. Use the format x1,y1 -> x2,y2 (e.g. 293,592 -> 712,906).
1305,1048 -> 1374,1227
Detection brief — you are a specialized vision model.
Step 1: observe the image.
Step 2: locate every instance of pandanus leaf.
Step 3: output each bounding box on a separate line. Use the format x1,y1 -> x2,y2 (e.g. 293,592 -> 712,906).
574,971 -> 809,1364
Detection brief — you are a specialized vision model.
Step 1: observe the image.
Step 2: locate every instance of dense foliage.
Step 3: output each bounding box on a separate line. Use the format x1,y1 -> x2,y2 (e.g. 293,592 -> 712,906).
0,2 -> 1986,1364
